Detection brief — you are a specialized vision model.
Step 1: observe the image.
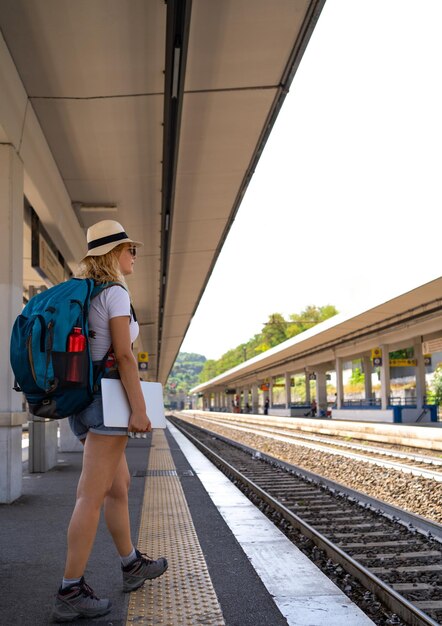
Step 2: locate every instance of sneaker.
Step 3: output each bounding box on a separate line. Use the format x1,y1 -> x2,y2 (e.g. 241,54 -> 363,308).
122,549 -> 168,592
51,577 -> 111,623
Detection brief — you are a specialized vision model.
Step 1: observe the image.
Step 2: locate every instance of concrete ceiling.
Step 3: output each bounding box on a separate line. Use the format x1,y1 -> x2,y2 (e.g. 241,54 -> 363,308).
0,0 -> 325,383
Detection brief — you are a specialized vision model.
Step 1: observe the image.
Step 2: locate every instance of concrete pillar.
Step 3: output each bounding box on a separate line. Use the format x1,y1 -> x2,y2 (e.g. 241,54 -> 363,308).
28,419 -> 59,471
268,377 -> 274,406
0,145 -> 28,502
379,344 -> 390,410
335,358 -> 344,409
316,370 -> 328,416
363,355 -> 373,402
59,416 -> 83,451
305,371 -> 311,404
59,419 -> 83,452
414,338 -> 426,410
251,385 -> 259,414
243,388 -> 249,412
284,372 -> 291,409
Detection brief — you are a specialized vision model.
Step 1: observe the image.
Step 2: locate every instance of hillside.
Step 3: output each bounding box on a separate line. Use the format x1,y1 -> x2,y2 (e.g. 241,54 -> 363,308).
165,352 -> 206,399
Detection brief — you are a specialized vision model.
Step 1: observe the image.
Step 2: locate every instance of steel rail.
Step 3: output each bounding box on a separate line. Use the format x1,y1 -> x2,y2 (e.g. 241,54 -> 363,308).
195,422 -> 442,543
170,417 -> 440,626
190,414 -> 442,483
196,414 -> 442,466
175,414 -> 442,541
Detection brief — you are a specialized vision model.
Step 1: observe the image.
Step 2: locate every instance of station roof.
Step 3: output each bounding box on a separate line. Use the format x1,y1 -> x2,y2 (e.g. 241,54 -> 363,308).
191,276 -> 442,393
0,0 -> 325,383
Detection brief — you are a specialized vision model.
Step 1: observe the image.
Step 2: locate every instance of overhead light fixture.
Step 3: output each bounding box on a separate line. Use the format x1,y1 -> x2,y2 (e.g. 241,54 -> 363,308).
72,202 -> 118,213
171,47 -> 181,98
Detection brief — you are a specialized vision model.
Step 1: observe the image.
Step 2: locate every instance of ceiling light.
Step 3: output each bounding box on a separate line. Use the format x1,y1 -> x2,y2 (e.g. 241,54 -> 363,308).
72,202 -> 117,213
171,47 -> 181,98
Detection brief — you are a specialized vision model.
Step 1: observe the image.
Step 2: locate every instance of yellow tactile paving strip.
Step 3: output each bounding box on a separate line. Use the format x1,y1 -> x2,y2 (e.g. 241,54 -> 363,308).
126,430 -> 225,626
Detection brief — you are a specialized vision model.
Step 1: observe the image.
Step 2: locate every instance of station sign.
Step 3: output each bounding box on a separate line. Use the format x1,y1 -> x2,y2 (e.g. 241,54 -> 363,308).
138,352 -> 149,371
389,358 -> 417,367
31,207 -> 66,285
260,384 -> 269,391
371,348 -> 382,366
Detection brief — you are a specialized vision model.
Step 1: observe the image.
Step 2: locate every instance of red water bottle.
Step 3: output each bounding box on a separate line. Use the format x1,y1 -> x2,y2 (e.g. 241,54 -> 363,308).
66,327 -> 86,383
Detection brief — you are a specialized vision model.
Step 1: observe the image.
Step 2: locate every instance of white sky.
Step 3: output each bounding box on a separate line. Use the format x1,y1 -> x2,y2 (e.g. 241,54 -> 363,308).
180,0 -> 442,360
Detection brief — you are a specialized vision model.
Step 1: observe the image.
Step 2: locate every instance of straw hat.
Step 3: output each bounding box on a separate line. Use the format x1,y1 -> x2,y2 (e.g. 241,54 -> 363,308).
82,220 -> 143,258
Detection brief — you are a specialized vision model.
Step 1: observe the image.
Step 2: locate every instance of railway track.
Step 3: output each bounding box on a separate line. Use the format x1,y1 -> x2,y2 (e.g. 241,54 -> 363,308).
184,413 -> 442,482
169,415 -> 442,626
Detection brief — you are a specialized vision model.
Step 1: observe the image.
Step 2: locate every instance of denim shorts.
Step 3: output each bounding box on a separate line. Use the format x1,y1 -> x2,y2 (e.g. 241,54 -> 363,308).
69,392 -> 129,441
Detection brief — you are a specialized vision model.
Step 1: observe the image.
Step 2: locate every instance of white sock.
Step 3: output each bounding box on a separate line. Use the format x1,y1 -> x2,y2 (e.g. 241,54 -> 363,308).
120,546 -> 137,567
61,576 -> 82,589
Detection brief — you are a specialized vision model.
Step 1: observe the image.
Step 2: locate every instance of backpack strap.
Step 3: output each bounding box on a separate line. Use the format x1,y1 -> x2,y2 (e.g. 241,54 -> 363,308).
92,346 -> 116,390
130,303 -> 137,323
89,281 -> 137,390
91,281 -> 137,325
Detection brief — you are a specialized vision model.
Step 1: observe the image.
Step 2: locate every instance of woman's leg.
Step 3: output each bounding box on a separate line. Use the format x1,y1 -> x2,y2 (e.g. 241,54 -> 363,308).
64,433 -> 128,579
103,453 -> 133,557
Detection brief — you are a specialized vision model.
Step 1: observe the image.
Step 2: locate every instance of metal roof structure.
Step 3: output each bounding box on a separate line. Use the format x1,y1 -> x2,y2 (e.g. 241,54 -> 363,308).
191,276 -> 442,393
0,0 -> 325,383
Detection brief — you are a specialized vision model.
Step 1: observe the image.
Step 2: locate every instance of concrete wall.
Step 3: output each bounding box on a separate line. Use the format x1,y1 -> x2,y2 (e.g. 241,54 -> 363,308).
327,409 -> 395,423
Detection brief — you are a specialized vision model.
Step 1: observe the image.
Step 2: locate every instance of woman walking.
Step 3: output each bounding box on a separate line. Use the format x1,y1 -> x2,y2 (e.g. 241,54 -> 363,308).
52,220 -> 167,622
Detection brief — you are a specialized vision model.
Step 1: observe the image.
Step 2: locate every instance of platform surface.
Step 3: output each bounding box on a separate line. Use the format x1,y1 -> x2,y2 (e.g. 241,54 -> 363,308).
0,422 -> 374,625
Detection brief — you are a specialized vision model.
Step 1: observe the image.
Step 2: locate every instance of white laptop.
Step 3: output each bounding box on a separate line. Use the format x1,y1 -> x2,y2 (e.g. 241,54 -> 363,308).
101,378 -> 166,428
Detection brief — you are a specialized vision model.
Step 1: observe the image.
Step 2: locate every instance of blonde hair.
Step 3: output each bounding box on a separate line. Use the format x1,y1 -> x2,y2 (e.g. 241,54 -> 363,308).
76,243 -> 128,288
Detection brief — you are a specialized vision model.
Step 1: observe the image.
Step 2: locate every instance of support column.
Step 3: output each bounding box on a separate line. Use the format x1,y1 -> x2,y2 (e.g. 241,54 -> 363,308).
0,145 -> 27,502
316,370 -> 328,417
268,377 -> 274,407
221,394 -> 226,410
251,385 -> 259,414
59,419 -> 83,452
379,344 -> 390,410
363,355 -> 373,402
414,338 -> 426,410
284,372 -> 291,409
243,388 -> 249,412
335,358 -> 344,409
305,371 -> 311,404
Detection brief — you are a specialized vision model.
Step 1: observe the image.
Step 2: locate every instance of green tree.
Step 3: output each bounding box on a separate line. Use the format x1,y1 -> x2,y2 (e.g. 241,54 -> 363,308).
431,363 -> 442,406
199,359 -> 219,383
287,304 -> 338,337
389,347 -> 414,359
198,304 -> 338,383
167,352 -> 206,392
261,313 -> 288,350
349,367 -> 364,385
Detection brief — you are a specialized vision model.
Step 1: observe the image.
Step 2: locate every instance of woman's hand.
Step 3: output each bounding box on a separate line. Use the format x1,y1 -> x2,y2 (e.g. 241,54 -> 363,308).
128,412 -> 152,433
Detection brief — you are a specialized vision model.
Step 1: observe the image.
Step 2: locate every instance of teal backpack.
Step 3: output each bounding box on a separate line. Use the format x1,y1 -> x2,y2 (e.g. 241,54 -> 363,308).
10,278 -> 117,419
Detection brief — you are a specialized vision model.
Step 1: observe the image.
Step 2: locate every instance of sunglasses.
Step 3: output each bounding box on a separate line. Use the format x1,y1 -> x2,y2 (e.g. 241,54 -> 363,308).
128,247 -> 137,258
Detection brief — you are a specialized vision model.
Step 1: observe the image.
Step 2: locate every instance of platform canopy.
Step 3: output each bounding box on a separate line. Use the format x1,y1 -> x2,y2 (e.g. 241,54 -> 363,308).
191,276 -> 442,393
0,0 -> 325,382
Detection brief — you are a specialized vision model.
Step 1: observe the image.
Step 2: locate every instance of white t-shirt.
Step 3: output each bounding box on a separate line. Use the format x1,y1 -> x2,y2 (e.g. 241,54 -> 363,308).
88,285 -> 139,361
